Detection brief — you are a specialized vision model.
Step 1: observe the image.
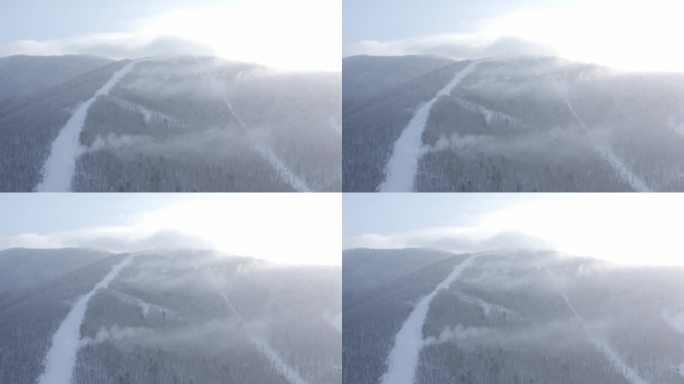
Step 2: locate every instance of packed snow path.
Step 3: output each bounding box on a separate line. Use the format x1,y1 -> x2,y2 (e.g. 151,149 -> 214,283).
221,293 -> 311,384
561,293 -> 649,384
564,99 -> 651,192
380,255 -> 477,384
223,99 -> 311,192
380,61 -> 479,192
36,61 -> 139,192
36,253 -> 137,384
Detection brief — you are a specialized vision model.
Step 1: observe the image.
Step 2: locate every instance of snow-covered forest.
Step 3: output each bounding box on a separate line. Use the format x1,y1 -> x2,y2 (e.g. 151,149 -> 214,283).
0,55 -> 341,192
0,248 -> 341,384
343,55 -> 684,192
343,248 -> 684,384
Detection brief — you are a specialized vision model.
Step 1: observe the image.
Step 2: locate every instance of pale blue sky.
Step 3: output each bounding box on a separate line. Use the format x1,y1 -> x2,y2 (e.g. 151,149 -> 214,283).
0,194 -> 183,235
0,193 -> 340,265
0,0 -> 227,43
343,0 -> 684,72
0,0 -> 340,71
343,194 -> 684,266
342,0 -> 579,43
343,193 -> 538,237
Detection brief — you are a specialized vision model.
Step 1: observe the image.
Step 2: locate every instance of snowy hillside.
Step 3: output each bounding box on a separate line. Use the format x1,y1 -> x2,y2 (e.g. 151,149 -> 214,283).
343,55 -> 684,191
0,248 -> 341,384
343,248 -> 684,384
0,55 -> 341,192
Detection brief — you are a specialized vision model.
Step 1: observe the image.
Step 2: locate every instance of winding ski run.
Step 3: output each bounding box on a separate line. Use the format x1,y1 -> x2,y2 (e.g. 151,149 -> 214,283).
380,255 -> 477,384
36,60 -> 140,192
221,293 -> 311,384
380,61 -> 479,192
223,99 -> 311,192
561,293 -> 649,384
37,253 -> 138,384
564,99 -> 651,192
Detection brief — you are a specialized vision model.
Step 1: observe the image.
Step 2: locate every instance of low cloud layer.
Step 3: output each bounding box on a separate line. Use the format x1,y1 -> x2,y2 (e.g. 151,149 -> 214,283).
345,35 -> 555,60
344,1 -> 684,72
0,228 -> 211,254
345,227 -> 551,254
0,194 -> 340,266
0,34 -> 214,60
0,0 -> 341,71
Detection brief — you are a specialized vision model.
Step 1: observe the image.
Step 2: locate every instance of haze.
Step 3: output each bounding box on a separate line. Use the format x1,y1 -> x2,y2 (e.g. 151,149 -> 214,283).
0,193 -> 341,265
344,194 -> 684,266
344,0 -> 684,73
0,0 -> 341,71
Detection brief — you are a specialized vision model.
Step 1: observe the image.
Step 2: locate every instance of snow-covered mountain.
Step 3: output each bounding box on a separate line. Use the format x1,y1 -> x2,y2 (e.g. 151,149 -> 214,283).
0,55 -> 341,192
343,248 -> 684,384
343,55 -> 684,192
0,248 -> 341,384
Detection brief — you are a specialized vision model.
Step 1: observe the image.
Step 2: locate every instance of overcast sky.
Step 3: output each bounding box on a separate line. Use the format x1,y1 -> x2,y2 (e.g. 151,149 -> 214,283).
344,0 -> 684,72
0,0 -> 340,71
0,193 -> 341,266
344,193 -> 684,266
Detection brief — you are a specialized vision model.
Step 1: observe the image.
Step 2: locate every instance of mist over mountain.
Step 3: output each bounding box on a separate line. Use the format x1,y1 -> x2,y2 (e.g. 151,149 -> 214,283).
0,55 -> 341,192
0,247 -> 341,384
343,247 -> 684,384
343,54 -> 684,192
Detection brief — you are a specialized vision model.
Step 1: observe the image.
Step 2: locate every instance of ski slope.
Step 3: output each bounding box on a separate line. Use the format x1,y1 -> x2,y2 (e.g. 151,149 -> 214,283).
564,99 -> 651,192
380,61 -> 478,192
36,60 -> 139,192
221,293 -> 311,384
223,98 -> 311,192
37,253 -> 137,384
662,310 -> 684,378
561,293 -> 649,384
380,255 -> 477,384
323,311 -> 342,333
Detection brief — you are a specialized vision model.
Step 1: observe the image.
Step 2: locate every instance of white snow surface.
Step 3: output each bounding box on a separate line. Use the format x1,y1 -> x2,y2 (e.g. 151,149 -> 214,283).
252,336 -> 310,384
37,253 -> 137,384
564,99 -> 651,192
380,255 -> 478,384
36,61 -> 139,192
663,309 -> 684,334
380,61 -> 479,192
662,309 -> 684,378
223,98 -> 311,192
322,311 -> 342,333
561,293 -> 649,384
221,293 -> 311,384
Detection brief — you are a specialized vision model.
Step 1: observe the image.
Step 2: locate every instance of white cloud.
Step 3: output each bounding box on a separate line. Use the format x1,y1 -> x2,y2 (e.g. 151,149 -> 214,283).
0,0 -> 341,71
345,195 -> 684,267
344,226 -> 550,254
345,35 -> 554,61
0,34 -> 214,60
0,194 -> 341,266
345,0 -> 684,72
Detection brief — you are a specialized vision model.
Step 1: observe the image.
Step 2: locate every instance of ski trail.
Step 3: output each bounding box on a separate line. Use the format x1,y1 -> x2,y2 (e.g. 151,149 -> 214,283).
36,61 -> 139,192
223,98 -> 311,192
380,255 -> 478,384
661,310 -> 684,378
322,311 -> 342,333
380,61 -> 479,192
564,99 -> 650,192
561,293 -> 649,384
37,253 -> 138,384
221,293 -> 311,384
